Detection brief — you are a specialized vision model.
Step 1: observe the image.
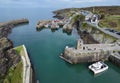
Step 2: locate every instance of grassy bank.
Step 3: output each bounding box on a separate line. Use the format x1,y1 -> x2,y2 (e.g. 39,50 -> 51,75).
99,15 -> 120,32
3,46 -> 24,83
3,61 -> 23,83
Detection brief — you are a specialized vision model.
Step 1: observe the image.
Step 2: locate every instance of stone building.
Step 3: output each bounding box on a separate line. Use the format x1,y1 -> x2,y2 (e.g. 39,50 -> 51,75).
61,39 -> 120,64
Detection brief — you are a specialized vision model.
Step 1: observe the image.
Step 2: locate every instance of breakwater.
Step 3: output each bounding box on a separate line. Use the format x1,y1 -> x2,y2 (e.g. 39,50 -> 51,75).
0,18 -> 29,27
0,18 -> 29,38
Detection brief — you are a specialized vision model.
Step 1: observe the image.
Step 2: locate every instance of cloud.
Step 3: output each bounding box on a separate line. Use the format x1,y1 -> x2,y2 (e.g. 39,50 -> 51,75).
50,0 -> 104,3
0,0 -> 119,8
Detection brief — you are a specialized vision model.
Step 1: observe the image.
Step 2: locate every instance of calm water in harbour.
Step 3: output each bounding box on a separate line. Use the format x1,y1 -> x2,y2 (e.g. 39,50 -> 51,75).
0,8 -> 120,83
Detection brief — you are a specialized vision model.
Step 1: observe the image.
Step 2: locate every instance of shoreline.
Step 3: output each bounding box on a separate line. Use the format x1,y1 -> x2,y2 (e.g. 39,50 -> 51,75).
0,18 -> 29,27
0,18 -> 35,83
14,45 -> 34,83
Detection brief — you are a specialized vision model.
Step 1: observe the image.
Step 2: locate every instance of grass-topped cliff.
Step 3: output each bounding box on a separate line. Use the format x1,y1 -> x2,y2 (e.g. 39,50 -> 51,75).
0,19 -> 29,83
53,6 -> 120,43
53,6 -> 120,16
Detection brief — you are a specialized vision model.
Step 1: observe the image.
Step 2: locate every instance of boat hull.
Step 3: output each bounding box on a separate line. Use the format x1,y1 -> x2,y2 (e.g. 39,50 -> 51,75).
88,61 -> 108,74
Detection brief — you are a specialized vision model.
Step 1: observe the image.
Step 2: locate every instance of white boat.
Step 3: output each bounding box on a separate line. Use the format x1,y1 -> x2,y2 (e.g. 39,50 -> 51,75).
88,61 -> 108,74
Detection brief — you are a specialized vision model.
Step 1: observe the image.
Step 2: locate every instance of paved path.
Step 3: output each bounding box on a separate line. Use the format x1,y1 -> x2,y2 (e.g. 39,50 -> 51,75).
22,45 -> 31,83
76,10 -> 120,39
87,22 -> 120,39
16,45 -> 31,83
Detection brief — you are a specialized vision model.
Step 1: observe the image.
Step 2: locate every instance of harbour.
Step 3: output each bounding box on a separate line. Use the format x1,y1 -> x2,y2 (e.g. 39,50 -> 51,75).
0,7 -> 120,83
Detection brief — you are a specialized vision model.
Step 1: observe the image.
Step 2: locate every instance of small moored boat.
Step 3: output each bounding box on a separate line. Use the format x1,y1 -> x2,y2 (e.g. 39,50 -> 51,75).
88,61 -> 108,74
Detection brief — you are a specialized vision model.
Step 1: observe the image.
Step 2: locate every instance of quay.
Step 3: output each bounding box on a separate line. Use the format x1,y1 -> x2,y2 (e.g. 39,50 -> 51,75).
14,45 -> 33,83
61,39 -> 120,64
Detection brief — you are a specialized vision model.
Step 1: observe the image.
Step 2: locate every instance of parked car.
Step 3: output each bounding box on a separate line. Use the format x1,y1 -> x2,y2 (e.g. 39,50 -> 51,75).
116,32 -> 120,35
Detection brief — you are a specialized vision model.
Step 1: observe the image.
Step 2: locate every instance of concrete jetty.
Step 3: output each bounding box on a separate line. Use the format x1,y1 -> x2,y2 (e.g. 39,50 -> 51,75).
61,39 -> 120,64
0,18 -> 29,27
22,45 -> 31,83
14,45 -> 33,83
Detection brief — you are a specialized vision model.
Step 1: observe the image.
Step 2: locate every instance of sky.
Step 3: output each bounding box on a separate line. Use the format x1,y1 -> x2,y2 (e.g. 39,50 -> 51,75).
0,0 -> 120,8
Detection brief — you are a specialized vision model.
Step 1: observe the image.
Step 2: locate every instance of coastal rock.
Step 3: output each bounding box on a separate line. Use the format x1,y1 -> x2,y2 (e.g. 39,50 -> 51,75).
80,25 -> 117,43
79,31 -> 99,44
6,48 -> 21,67
0,37 -> 21,77
0,37 -> 12,77
0,49 -> 7,76
0,37 -> 13,49
0,18 -> 29,39
0,19 -> 28,81
0,24 -> 14,39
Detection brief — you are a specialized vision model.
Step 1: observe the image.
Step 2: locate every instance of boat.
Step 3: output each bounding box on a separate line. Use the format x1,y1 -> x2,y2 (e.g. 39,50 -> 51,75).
88,61 -> 108,74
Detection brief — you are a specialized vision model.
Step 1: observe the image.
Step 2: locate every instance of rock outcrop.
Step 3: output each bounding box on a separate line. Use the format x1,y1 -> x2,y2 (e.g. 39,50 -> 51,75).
79,24 -> 117,43
0,24 -> 14,38
0,18 -> 28,79
0,18 -> 29,39
0,37 -> 21,77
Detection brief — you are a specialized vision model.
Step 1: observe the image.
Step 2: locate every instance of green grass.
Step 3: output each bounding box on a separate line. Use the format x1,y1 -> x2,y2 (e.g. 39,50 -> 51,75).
99,15 -> 120,32
108,15 -> 120,19
3,61 -> 23,83
14,46 -> 23,54
3,45 -> 24,83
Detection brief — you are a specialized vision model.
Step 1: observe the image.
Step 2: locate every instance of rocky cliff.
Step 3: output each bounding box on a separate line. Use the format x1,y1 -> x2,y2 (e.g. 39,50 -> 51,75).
53,6 -> 120,43
0,37 -> 21,78
0,24 -> 14,38
0,18 -> 28,81
0,18 -> 29,39
80,23 -> 117,43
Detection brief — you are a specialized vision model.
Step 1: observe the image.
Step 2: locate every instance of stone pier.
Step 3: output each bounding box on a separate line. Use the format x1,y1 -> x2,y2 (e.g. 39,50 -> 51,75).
61,39 -> 120,64
0,18 -> 29,27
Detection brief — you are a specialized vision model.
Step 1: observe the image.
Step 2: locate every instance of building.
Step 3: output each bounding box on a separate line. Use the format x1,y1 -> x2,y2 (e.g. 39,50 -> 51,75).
61,39 -> 120,64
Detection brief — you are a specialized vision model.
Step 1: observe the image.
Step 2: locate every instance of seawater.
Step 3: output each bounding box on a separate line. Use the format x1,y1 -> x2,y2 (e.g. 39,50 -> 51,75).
0,8 -> 120,83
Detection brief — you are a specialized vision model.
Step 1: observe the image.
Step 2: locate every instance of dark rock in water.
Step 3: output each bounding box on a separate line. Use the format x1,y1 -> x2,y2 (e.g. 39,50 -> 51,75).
0,37 -> 21,77
0,24 -> 14,39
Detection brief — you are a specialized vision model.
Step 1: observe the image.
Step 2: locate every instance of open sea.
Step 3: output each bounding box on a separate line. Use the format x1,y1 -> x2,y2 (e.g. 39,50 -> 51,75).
0,8 -> 120,83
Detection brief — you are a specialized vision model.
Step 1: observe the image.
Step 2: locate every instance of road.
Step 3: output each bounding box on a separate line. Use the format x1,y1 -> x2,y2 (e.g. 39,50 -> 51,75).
87,22 -> 120,39
77,10 -> 120,39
